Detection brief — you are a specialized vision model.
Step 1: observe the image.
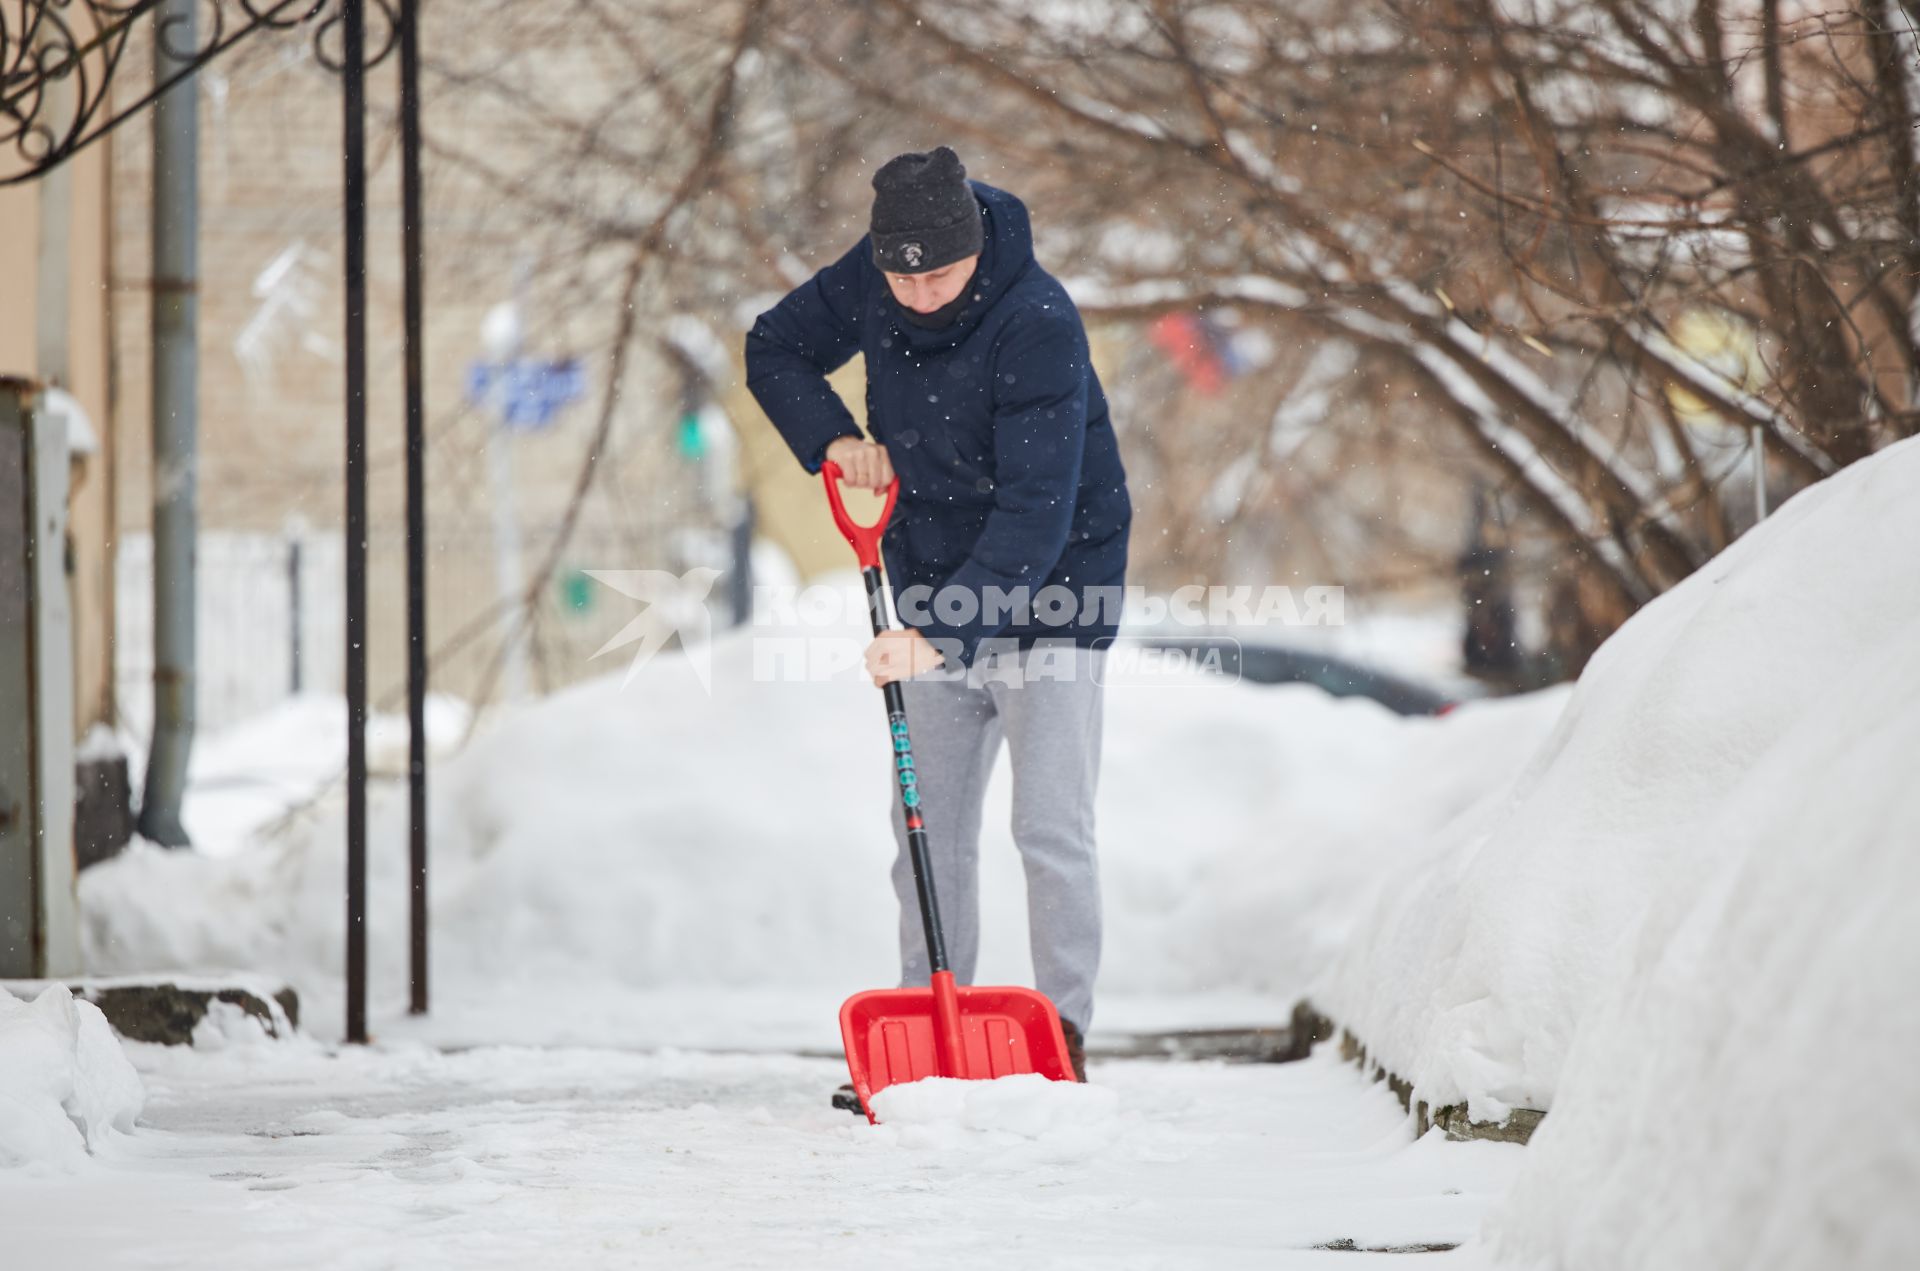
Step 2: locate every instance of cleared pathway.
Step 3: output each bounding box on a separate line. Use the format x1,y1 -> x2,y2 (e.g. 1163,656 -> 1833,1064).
4,1039 -> 1521,1269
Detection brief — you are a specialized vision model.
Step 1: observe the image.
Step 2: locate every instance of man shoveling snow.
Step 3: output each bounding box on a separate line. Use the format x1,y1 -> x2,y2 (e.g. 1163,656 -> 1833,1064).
746,146 -> 1132,1108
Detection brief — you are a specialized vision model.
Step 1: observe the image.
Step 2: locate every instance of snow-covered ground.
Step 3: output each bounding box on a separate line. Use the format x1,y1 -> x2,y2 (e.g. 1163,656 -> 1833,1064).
22,440 -> 1920,1267
14,584 -> 1562,1265
78,603 -> 1560,1052
0,987 -> 144,1171
109,693 -> 472,861
1323,436 -> 1920,1266
6,1033 -> 1524,1269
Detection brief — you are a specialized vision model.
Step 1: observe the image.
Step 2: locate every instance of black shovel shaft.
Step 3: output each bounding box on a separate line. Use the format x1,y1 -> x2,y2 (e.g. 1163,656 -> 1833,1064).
860,564 -> 949,975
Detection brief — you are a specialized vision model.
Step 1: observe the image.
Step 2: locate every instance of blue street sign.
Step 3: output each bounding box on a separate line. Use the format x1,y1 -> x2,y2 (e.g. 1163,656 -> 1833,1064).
467,358 -> 586,431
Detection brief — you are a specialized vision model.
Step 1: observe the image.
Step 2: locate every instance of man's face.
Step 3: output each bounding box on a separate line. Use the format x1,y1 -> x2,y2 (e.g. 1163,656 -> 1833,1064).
885,253 -> 980,315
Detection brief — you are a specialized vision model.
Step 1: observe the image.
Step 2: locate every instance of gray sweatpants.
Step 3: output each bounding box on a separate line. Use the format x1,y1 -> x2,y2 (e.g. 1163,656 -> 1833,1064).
887,643 -> 1105,1034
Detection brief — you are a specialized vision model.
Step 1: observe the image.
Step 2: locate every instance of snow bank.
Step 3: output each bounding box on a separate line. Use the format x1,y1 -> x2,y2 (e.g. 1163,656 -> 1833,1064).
868,1073 -> 1120,1142
0,986 -> 145,1170
81,583 -> 1561,1046
1322,434 -> 1920,1120
1484,639 -> 1920,1269
154,693 -> 470,859
1315,437 -> 1920,1266
190,998 -> 285,1051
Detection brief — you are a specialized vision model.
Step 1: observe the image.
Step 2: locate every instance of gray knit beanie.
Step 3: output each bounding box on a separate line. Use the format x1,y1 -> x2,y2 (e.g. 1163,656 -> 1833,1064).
869,146 -> 985,274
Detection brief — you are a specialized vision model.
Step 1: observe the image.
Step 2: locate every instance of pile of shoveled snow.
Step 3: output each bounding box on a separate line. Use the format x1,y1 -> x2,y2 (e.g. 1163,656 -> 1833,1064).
0,986 -> 145,1170
1318,436 -> 1920,1267
79,586 -> 1562,1047
867,1073 -> 1121,1147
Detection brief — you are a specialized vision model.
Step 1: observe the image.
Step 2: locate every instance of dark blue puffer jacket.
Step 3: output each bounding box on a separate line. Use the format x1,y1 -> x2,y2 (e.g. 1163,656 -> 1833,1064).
745,181 -> 1132,666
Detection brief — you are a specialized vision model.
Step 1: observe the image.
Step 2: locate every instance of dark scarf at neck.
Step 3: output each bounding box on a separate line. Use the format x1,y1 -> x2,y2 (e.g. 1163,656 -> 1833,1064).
898,266 -> 978,329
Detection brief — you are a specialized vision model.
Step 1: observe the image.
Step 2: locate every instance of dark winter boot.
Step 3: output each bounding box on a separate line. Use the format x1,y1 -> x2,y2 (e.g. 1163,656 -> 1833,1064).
832,1083 -> 867,1117
1062,1019 -> 1088,1082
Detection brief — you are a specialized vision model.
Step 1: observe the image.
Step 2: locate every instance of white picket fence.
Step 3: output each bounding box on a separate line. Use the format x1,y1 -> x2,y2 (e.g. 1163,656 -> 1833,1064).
113,522 -> 735,740
115,529 -> 346,737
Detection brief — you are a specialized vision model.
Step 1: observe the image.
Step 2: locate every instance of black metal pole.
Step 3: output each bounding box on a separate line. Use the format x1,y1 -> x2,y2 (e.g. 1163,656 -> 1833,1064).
399,0 -> 429,1017
343,0 -> 369,1046
858,564 -> 948,975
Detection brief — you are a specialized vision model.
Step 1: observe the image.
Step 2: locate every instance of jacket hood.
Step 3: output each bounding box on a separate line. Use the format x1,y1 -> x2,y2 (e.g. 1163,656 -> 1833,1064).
887,180 -> 1036,352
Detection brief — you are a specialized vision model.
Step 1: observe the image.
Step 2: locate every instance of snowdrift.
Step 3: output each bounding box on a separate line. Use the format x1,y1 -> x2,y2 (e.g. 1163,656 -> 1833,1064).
79,593 -> 1562,1047
1318,437 -> 1920,1267
868,1072 -> 1121,1145
0,986 -> 145,1170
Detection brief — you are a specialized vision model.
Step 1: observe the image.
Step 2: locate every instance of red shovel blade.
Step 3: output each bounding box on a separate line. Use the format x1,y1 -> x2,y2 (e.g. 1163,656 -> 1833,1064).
839,976 -> 1078,1123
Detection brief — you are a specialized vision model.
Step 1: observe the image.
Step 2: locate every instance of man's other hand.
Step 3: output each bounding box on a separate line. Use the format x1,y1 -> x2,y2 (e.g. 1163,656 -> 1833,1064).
826,437 -> 895,490
865,628 -> 945,685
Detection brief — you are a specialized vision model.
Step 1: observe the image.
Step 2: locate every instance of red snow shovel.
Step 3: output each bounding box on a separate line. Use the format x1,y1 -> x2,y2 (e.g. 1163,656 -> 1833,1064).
821,460 -> 1079,1123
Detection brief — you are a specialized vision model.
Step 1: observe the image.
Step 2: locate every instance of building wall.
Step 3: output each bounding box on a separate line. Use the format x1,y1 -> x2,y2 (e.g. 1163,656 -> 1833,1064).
0,130 -> 118,733
103,27 -> 726,713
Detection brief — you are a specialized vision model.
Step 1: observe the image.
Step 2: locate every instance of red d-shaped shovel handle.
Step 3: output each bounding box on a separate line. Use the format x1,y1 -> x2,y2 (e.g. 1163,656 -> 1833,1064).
821,459 -> 899,570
